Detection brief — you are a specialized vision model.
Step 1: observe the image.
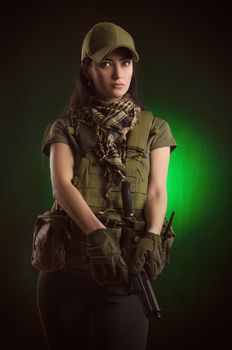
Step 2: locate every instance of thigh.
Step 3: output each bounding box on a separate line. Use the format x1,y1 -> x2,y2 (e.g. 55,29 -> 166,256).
37,271 -> 93,350
93,286 -> 149,350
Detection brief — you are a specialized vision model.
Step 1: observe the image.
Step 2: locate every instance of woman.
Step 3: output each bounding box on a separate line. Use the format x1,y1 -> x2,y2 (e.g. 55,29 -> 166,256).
36,22 -> 176,350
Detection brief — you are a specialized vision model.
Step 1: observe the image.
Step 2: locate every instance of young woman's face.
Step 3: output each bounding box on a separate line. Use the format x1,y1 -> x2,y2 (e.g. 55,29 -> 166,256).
87,48 -> 133,102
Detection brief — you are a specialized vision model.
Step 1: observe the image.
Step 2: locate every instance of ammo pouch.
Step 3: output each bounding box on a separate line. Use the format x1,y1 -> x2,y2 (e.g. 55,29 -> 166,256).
31,210 -> 69,271
31,210 -> 91,277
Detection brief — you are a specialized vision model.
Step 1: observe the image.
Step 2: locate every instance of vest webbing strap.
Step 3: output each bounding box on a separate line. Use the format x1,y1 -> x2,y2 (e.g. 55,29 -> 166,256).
127,110 -> 154,152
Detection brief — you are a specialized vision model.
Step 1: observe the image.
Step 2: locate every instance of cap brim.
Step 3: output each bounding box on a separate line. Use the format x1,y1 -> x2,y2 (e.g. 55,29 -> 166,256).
90,44 -> 139,62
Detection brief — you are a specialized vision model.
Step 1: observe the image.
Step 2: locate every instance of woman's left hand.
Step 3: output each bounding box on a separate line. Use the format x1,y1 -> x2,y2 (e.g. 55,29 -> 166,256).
129,232 -> 164,280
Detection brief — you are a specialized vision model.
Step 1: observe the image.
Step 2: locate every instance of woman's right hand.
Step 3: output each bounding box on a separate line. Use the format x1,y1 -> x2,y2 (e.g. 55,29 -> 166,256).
87,228 -> 128,286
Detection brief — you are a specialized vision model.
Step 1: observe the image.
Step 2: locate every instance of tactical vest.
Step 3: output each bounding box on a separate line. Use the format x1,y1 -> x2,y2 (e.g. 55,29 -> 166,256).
53,110 -> 154,216
44,111 -> 175,278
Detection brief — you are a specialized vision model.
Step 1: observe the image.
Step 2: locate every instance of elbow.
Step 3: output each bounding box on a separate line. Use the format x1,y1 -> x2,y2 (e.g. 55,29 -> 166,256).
146,188 -> 167,209
147,186 -> 167,199
52,180 -> 73,200
52,187 -> 58,200
145,188 -> 168,214
146,191 -> 167,206
52,185 -> 61,201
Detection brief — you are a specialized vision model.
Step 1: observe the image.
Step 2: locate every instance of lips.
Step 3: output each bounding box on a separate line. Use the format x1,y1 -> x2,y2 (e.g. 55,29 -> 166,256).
112,84 -> 125,88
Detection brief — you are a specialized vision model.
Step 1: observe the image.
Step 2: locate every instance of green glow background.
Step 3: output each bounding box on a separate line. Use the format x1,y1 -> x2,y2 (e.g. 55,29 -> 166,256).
1,1 -> 231,349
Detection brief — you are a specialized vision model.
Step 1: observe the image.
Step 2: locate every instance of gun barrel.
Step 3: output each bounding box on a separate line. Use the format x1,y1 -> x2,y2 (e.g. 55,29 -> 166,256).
132,272 -> 161,319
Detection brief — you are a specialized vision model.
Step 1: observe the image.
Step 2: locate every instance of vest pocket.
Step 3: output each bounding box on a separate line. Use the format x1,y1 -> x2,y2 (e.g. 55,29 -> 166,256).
77,153 -> 105,190
125,160 -> 148,193
31,212 -> 68,271
73,153 -> 149,210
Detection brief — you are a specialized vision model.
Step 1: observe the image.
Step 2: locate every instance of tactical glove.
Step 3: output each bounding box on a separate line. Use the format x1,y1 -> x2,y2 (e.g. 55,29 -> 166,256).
87,228 -> 128,286
129,232 -> 163,280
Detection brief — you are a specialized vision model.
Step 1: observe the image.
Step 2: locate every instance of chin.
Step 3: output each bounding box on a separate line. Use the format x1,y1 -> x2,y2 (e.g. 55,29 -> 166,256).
109,91 -> 127,100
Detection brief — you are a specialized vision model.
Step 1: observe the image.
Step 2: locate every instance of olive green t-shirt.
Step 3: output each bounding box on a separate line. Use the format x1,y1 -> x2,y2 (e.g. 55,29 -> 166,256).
42,112 -> 176,157
149,116 -> 176,153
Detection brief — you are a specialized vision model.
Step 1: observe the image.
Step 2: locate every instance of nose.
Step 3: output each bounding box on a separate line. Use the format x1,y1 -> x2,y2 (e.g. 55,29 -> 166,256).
111,63 -> 123,80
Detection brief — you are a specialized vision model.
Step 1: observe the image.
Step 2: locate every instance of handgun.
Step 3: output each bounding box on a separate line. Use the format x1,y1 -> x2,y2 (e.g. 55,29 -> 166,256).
121,180 -> 161,319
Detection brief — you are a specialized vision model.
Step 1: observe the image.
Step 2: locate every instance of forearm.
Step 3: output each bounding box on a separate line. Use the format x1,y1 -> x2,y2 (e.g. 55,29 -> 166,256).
53,183 -> 105,235
144,190 -> 167,235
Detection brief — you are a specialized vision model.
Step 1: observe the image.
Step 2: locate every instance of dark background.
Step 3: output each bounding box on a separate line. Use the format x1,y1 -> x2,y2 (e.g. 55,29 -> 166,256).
1,1 -> 231,349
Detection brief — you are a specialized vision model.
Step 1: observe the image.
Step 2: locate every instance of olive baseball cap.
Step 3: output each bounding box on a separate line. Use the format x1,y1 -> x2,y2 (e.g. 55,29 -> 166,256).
81,22 -> 139,62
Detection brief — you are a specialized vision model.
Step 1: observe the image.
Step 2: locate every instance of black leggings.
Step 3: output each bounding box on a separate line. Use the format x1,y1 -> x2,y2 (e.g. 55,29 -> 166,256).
37,271 -> 149,350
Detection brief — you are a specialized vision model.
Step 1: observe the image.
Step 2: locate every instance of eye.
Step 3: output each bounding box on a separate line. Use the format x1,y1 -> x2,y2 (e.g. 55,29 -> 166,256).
122,59 -> 132,67
99,61 -> 111,68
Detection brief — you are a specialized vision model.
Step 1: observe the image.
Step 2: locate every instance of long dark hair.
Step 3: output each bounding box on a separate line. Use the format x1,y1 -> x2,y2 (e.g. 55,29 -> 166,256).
65,57 -> 144,114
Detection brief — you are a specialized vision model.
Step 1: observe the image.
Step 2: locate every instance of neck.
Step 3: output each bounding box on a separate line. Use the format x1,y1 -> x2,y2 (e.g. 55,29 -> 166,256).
91,94 -> 131,105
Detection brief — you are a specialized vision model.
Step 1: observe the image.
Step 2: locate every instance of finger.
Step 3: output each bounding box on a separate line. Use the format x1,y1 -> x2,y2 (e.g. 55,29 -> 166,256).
144,261 -> 154,281
129,255 -> 145,275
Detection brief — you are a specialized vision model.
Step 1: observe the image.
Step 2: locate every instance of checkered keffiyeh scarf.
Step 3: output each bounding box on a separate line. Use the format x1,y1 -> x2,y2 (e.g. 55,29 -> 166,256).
75,95 -> 141,201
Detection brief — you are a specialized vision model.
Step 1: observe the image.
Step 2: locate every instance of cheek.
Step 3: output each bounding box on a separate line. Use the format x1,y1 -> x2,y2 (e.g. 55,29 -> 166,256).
92,70 -> 109,88
126,68 -> 133,84
98,73 -> 109,85
94,76 -> 112,98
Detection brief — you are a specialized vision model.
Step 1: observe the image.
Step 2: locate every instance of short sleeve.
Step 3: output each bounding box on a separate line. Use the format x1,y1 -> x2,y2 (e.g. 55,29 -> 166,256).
41,117 -> 71,157
149,117 -> 177,152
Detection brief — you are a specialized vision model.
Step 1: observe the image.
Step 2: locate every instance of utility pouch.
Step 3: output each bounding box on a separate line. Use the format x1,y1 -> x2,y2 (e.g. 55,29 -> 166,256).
31,210 -> 69,271
160,216 -> 175,265
96,209 -> 123,245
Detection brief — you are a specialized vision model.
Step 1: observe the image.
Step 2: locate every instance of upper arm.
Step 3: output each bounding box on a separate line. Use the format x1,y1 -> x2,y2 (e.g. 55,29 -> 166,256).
50,142 -> 74,193
148,147 -> 170,195
149,117 -> 176,153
